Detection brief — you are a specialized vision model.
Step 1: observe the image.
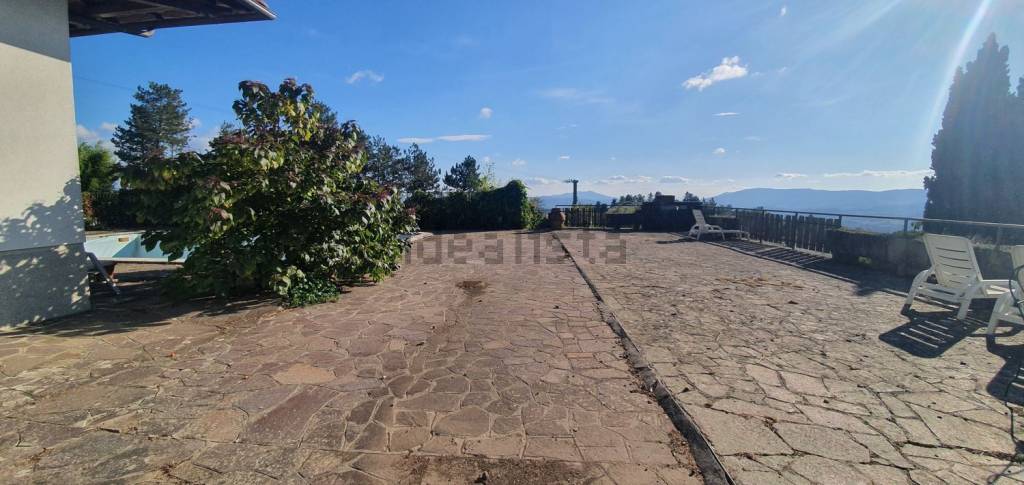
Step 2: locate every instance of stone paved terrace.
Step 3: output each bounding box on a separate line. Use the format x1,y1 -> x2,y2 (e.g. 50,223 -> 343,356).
557,231 -> 1024,485
0,232 -> 701,484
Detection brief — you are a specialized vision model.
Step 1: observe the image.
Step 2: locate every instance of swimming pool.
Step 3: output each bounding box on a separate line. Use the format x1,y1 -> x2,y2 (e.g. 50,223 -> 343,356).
84,232 -> 189,264
84,231 -> 425,265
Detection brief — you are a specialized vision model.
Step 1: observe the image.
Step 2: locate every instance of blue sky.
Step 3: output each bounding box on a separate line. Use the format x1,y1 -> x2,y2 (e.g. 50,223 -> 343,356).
71,0 -> 1024,198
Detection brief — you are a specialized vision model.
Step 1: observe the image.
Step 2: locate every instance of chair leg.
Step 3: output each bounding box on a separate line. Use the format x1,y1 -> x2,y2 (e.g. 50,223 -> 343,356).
988,295 -> 1007,336
956,283 -> 980,320
903,269 -> 929,314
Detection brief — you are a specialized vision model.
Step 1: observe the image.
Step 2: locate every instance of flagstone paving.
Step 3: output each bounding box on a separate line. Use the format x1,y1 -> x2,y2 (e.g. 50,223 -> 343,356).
558,231 -> 1024,485
0,232 -> 701,484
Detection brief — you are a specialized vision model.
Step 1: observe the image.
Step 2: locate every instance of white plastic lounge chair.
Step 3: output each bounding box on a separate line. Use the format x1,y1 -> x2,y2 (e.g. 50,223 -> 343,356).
689,209 -> 748,241
903,234 -> 1008,319
987,245 -> 1024,336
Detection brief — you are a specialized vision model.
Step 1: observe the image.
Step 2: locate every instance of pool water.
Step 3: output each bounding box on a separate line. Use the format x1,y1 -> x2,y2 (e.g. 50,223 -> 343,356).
85,232 -> 189,264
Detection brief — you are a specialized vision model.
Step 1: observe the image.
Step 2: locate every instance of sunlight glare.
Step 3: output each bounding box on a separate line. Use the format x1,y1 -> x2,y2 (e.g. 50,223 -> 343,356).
919,0 -> 995,162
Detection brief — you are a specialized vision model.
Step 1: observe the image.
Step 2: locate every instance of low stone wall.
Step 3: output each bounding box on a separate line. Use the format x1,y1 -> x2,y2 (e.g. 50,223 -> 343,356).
827,229 -> 1016,279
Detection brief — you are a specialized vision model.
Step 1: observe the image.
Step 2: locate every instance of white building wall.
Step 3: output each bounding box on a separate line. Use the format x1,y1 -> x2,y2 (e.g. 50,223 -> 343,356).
0,0 -> 90,325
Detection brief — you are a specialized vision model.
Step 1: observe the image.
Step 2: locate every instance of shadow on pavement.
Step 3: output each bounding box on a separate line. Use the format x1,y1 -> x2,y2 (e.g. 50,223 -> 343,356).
986,328 -> 1024,406
686,236 -> 912,297
2,264 -> 277,338
878,309 -> 981,358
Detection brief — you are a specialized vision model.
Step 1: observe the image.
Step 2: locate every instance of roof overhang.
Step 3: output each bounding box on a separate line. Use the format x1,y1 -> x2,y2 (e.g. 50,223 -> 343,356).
69,1 -> 275,38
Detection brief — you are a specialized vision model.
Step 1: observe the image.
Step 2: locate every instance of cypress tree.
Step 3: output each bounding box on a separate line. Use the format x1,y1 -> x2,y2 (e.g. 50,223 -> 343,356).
925,34 -> 1021,228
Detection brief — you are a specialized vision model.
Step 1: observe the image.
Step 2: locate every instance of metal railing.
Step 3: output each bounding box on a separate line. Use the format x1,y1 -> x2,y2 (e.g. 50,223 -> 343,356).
555,205 -> 609,227
555,203 -> 1024,252
708,206 -> 1024,248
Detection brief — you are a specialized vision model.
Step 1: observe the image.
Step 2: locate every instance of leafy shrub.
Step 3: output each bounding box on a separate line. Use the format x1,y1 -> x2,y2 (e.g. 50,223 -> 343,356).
410,180 -> 540,230
84,190 -> 146,229
283,276 -> 341,307
127,79 -> 415,301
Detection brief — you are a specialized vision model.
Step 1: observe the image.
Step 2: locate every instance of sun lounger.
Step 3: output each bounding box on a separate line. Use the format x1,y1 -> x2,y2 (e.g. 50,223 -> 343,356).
987,245 -> 1024,336
689,209 -> 748,240
903,234 -> 1008,320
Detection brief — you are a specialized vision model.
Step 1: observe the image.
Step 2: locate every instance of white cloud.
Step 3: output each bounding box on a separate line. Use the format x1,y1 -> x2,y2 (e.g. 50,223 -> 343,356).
76,124 -> 115,150
189,118 -> 202,130
511,158 -> 527,166
559,155 -> 571,160
346,69 -> 384,85
744,136 -> 764,142
397,134 -> 491,144
541,88 -> 613,104
436,134 -> 491,142
776,172 -> 808,179
683,56 -> 749,91
523,177 -> 559,186
713,112 -> 740,117
483,156 -> 491,163
76,124 -> 100,142
397,137 -> 435,144
660,176 -> 690,183
780,5 -> 788,17
557,123 -> 579,130
592,175 -> 654,185
99,122 -> 118,131
191,137 -> 214,151
823,169 -> 932,178
190,129 -> 220,152
713,147 -> 727,155
479,107 -> 493,119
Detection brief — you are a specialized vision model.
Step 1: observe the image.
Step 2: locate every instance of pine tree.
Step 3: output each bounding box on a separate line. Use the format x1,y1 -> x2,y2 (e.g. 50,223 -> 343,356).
112,82 -> 192,169
404,144 -> 440,194
443,156 -> 482,192
364,136 -> 408,189
925,34 -> 1021,226
363,139 -> 440,195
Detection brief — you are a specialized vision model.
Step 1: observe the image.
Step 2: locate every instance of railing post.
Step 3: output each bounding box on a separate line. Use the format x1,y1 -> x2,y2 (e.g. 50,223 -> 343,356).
903,219 -> 909,234
791,213 -> 799,248
760,209 -> 766,243
996,226 -> 1004,247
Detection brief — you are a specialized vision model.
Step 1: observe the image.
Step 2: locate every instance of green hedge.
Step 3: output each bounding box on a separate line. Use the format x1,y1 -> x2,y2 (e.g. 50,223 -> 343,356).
409,180 -> 540,230
83,190 -> 147,230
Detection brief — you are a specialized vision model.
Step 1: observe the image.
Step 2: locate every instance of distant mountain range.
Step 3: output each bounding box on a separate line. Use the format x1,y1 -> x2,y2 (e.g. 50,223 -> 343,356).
535,187 -> 927,232
534,191 -> 614,210
537,188 -> 925,215
711,188 -> 926,232
710,188 -> 926,218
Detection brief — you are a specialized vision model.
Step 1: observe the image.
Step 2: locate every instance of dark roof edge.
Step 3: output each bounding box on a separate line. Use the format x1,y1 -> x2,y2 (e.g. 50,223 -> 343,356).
69,1 -> 276,38
241,0 -> 276,20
